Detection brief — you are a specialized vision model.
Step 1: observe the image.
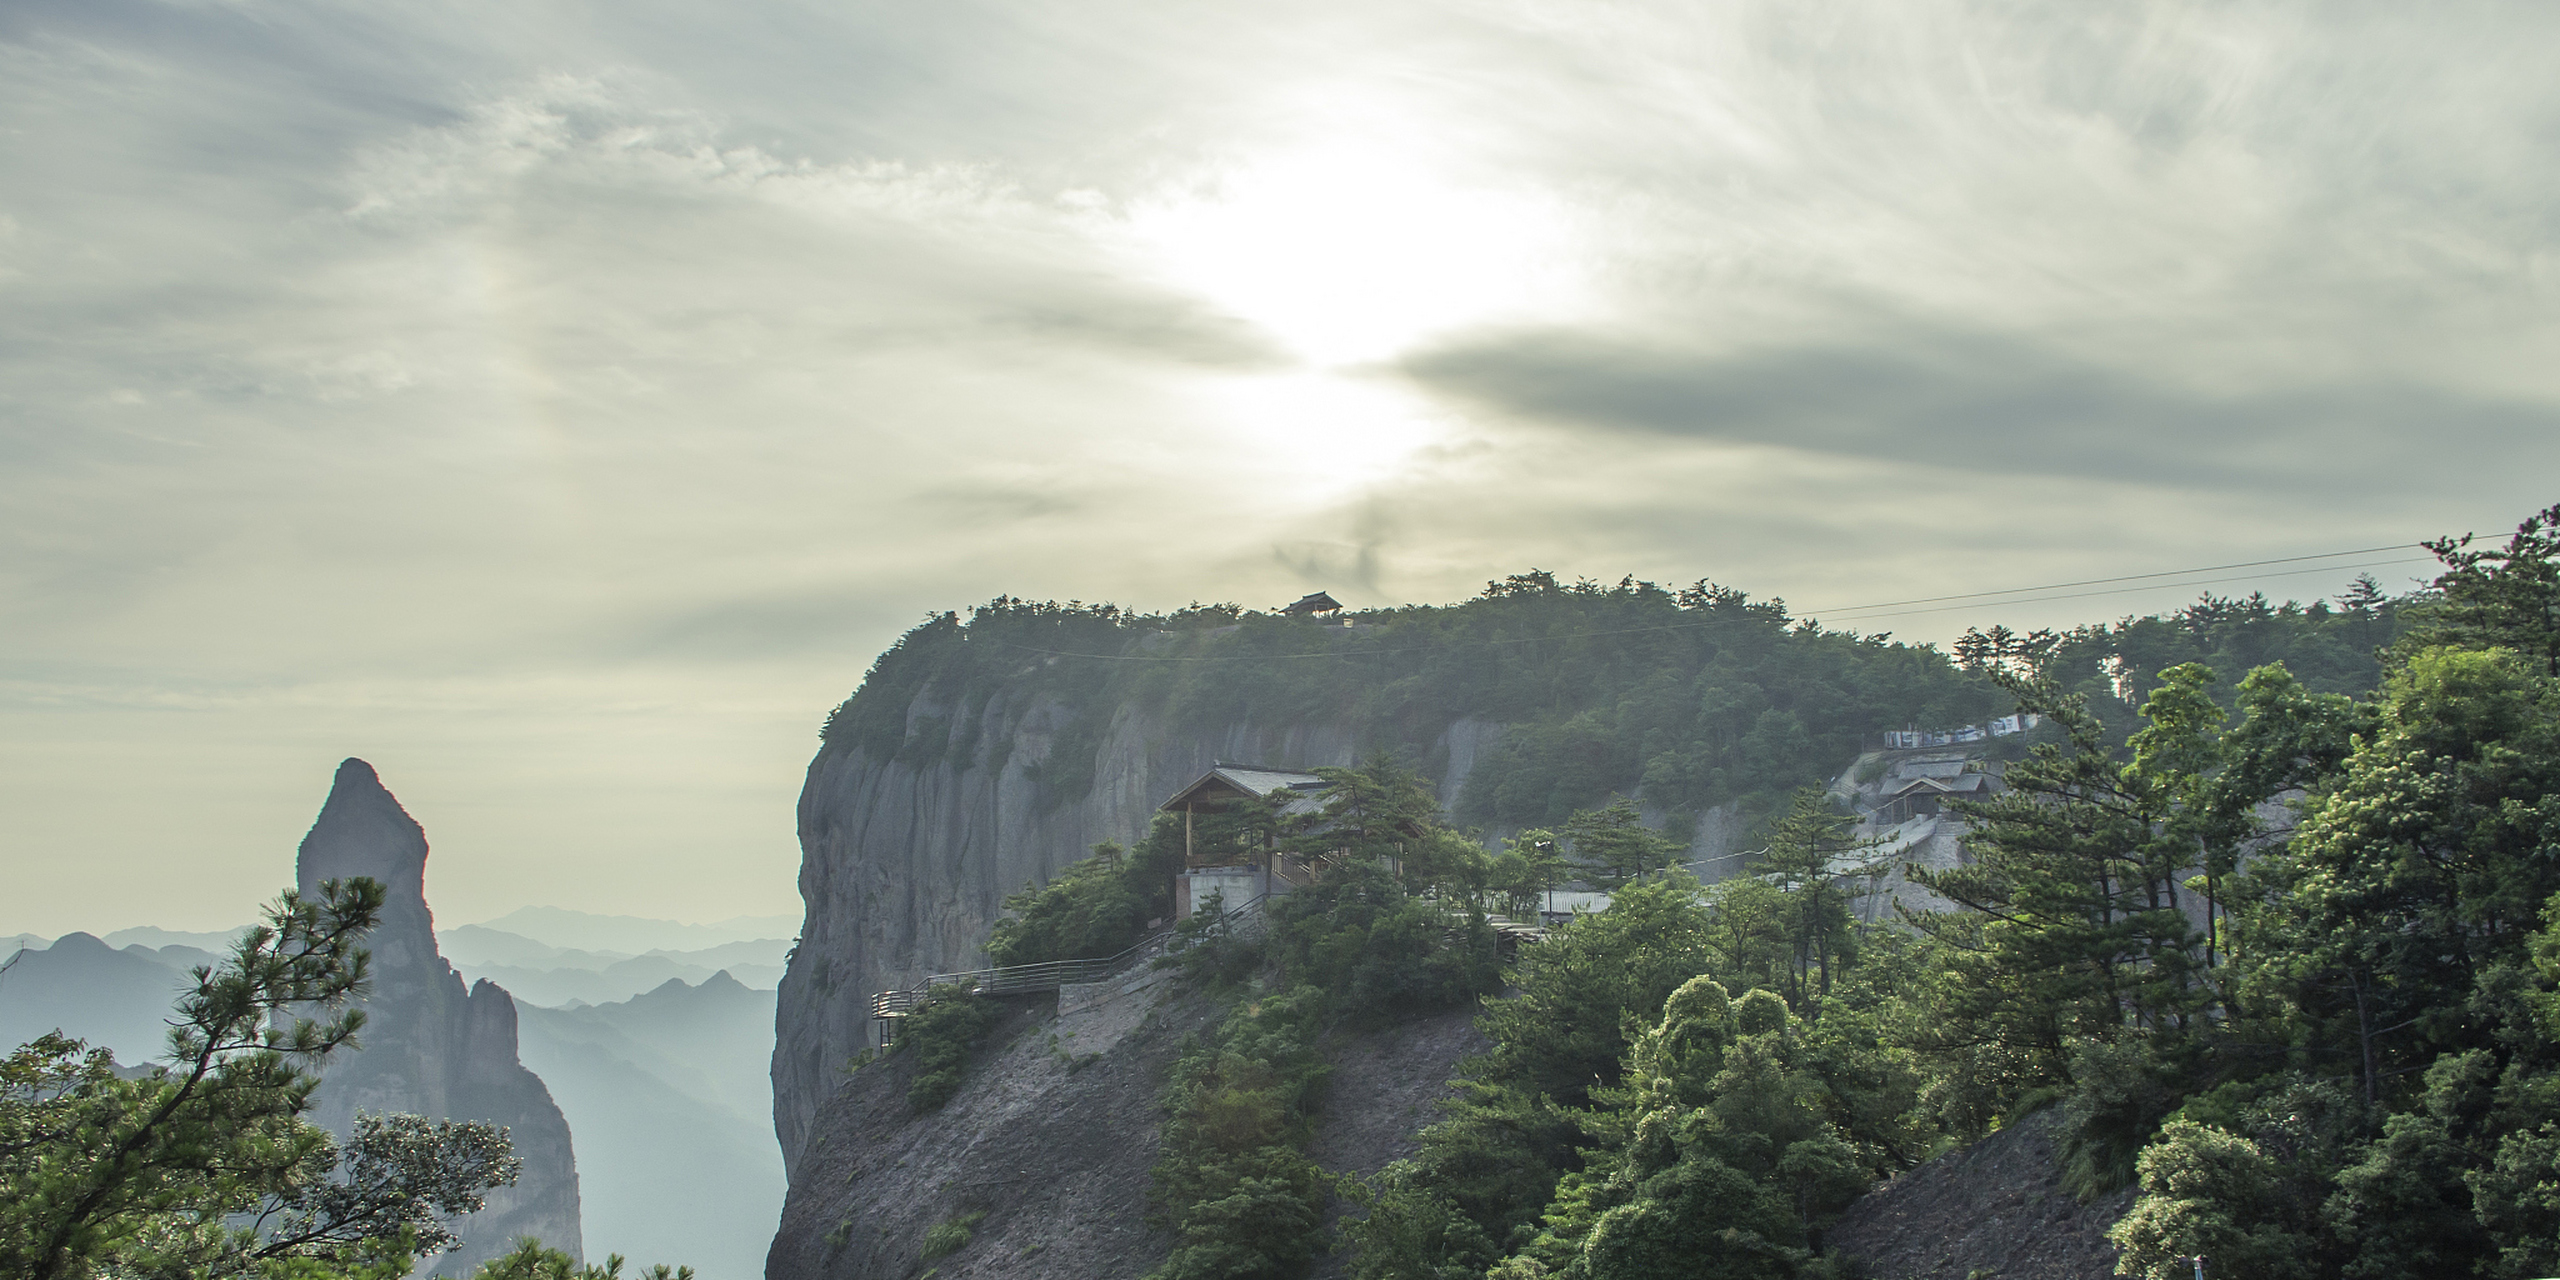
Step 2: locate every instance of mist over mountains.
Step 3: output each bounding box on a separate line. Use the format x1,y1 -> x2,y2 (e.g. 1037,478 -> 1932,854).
514,974 -> 784,1278
467,907 -> 798,957
1,904 -> 788,1278
438,922 -> 791,1008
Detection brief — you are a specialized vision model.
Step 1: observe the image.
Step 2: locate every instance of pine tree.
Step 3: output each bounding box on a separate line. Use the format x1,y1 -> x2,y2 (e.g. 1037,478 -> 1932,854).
0,879 -> 527,1280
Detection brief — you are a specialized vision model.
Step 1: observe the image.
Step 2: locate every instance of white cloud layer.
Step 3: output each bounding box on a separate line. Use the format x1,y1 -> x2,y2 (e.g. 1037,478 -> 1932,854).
4,0 -> 2557,931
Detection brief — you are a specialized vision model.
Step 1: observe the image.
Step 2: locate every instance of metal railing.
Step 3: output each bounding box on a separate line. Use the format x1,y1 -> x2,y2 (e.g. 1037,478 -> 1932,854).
868,895 -> 1269,1021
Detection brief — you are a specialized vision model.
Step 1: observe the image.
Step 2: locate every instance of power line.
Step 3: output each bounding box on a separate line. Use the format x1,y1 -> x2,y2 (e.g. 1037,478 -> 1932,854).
993,540 -> 2437,664
1798,543 -> 2416,614
1813,556 -> 2437,623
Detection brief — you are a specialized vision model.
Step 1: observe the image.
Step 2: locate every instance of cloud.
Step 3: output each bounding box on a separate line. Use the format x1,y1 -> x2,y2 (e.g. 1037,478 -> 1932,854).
1401,323 -> 2560,489
7,0 -> 2560,929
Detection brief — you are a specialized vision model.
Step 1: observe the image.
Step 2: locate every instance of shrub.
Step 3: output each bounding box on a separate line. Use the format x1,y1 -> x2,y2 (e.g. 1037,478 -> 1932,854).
898,988 -> 1003,1112
985,828 -> 1184,968
920,1211 -> 985,1262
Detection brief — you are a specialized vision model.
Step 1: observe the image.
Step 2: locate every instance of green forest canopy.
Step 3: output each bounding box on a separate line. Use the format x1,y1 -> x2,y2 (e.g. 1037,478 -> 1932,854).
820,568 -> 2409,828
874,503 -> 2560,1280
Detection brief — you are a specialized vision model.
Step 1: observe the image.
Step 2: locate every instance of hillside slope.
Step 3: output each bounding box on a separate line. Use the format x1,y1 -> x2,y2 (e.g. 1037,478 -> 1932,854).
1827,1108 -> 2132,1280
768,976 -> 1485,1280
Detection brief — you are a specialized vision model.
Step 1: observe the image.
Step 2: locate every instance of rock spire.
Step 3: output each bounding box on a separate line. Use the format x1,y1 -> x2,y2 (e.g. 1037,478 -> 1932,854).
296,758 -> 583,1275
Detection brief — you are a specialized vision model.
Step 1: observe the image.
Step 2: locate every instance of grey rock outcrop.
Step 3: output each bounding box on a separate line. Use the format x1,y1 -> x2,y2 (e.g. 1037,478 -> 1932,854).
296,759 -> 583,1274
766,982 -> 1485,1280
768,685 -> 1764,1178
771,696 -> 1381,1172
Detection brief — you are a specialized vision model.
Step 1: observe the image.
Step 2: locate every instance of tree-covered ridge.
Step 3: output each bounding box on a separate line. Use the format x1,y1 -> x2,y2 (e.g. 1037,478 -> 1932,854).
819,569 -> 2409,828
1333,502 -> 2560,1280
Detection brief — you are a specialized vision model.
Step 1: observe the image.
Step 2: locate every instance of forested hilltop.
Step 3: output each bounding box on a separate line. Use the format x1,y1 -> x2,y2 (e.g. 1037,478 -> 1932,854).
816,503 -> 2560,1280
821,566 -> 2405,832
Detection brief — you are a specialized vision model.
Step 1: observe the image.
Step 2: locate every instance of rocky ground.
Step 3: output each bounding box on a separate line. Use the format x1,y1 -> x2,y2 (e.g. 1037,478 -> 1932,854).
770,959 -> 2126,1280
1826,1106 -> 2134,1280
765,974 -> 1489,1280
1306,1007 -> 1490,1279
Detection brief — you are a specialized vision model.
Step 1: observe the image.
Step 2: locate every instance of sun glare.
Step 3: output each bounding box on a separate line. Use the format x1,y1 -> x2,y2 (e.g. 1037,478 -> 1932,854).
1178,368 -> 1455,500
1127,144 -> 1585,367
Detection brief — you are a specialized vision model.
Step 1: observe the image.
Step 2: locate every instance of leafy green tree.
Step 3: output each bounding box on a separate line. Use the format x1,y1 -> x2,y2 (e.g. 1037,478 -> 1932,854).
1268,862 -> 1498,1028
1697,876 -> 1791,999
1281,759 -> 1486,892
1146,989 -> 1331,1280
1382,876 -> 1714,1260
1340,1165 -> 1497,1280
1752,791 -> 1881,1016
2414,500 -> 2560,676
1489,829 -> 1569,920
2238,646 -> 2560,1103
471,1240 -> 695,1280
2109,1118 -> 2319,1280
983,826 -> 1184,967
891,987 -> 1005,1112
1906,667 -> 2217,1095
1506,974 -> 1879,1280
1560,799 -> 1678,889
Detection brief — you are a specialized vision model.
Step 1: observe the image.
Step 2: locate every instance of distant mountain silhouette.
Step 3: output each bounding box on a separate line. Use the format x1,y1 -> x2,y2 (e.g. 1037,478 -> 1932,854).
516,971 -> 783,1279
0,932 -> 196,1063
462,906 -> 798,956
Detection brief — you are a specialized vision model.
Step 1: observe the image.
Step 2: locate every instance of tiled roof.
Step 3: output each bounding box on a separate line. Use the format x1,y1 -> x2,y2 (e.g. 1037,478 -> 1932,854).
1160,763 -> 1331,814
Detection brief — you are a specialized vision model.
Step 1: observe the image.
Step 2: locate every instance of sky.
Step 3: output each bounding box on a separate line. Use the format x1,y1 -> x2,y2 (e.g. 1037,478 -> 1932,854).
4,0 -> 2557,937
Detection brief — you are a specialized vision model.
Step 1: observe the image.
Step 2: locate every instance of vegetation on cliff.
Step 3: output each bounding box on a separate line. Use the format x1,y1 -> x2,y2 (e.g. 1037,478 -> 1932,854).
1144,762 -> 1510,1280
821,507 -> 2553,1280
820,567 -> 2371,832
1323,502 -> 2560,1280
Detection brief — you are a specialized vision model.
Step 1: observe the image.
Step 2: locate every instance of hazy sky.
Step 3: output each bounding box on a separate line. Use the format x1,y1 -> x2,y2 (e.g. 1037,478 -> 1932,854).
5,0 -> 2556,936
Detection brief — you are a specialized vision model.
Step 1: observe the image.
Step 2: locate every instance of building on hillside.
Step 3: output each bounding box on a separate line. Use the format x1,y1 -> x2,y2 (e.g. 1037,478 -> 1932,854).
1280,591 -> 1342,616
1875,771 -> 1994,824
1157,763 -> 1331,918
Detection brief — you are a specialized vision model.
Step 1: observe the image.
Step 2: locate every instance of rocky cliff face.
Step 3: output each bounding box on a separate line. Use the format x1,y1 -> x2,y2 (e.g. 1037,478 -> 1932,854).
771,695 -> 1408,1170
296,759 -> 583,1275
766,972 -> 1486,1280
768,688 -> 1745,1175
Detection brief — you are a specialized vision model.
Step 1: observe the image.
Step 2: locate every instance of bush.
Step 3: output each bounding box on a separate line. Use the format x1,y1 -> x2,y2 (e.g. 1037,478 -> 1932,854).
898,989 -> 1004,1112
920,1211 -> 985,1262
985,828 -> 1184,968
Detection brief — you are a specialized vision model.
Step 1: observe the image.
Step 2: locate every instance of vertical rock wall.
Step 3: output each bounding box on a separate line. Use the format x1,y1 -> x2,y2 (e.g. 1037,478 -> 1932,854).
771,693 -> 1498,1172
767,693 -> 1762,1179
295,759 -> 584,1275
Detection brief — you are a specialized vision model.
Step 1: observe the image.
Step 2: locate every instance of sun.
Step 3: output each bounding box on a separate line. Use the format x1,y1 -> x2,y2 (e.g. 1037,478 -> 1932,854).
1125,142 -> 1586,368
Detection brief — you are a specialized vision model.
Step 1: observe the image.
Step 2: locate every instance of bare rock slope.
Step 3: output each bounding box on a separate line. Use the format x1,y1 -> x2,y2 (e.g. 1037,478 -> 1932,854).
296,759 -> 584,1274
767,979 -> 1486,1280
1827,1107 -> 2132,1280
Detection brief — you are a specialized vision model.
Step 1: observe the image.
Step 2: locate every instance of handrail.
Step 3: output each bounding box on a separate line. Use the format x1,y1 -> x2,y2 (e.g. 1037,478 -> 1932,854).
867,895 -> 1270,1021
